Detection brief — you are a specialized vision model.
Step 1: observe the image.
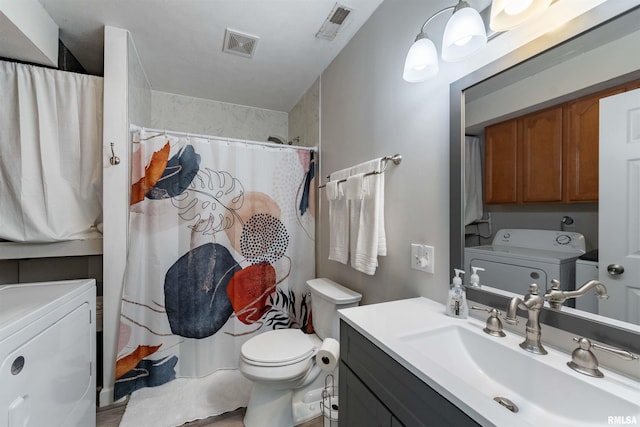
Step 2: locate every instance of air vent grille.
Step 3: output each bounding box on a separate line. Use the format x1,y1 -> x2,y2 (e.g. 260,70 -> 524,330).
330,7 -> 351,24
223,29 -> 259,58
316,3 -> 353,41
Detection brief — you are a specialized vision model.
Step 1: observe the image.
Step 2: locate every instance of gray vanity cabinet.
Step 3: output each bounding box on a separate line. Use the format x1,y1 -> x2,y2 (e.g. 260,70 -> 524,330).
339,320 -> 480,427
341,367 -> 401,426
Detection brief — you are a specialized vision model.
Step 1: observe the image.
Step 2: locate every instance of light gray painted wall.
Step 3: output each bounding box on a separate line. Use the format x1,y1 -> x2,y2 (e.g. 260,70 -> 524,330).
317,0 -> 619,305
467,205 -> 599,251
288,78 -> 319,148
466,29 -> 640,129
127,35 -> 151,127
150,90 -> 288,141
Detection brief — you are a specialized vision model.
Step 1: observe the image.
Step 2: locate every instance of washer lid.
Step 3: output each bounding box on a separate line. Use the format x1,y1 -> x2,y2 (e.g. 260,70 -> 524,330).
0,279 -> 94,339
490,229 -> 586,254
241,329 -> 315,365
465,245 -> 580,264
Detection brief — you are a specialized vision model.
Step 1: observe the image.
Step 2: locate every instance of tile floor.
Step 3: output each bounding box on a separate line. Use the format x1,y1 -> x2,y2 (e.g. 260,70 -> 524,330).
96,404 -> 324,427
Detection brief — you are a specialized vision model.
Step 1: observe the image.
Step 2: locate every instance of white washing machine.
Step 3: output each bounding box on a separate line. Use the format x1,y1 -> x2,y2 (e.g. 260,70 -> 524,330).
575,250 -> 599,314
0,279 -> 96,427
464,229 -> 586,301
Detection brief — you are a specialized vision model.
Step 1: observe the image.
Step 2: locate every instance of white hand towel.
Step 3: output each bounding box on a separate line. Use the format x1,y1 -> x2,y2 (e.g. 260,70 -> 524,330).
348,159 -> 386,275
328,168 -> 350,264
345,173 -> 365,200
326,180 -> 341,201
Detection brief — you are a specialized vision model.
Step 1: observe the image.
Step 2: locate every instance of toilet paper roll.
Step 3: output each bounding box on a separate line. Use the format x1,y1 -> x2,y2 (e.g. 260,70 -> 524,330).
317,338 -> 340,371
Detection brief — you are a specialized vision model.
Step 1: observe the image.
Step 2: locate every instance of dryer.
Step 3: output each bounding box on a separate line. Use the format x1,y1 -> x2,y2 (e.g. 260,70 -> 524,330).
0,279 -> 96,427
464,229 -> 586,301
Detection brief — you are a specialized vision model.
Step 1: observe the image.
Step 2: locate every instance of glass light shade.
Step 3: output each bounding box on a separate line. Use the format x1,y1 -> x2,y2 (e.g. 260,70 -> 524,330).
441,7 -> 487,62
490,0 -> 553,31
403,37 -> 439,82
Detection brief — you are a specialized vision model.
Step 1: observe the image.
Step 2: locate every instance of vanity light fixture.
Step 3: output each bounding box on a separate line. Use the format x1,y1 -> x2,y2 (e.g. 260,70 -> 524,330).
403,1 -> 487,82
489,0 -> 553,31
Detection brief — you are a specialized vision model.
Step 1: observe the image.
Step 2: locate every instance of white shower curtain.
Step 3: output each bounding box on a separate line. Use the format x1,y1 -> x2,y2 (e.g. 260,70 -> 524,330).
465,136 -> 483,225
115,129 -> 316,420
0,61 -> 103,242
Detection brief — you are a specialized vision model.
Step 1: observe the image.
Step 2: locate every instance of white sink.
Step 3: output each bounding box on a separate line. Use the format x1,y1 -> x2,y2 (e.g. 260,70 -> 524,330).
401,324 -> 640,426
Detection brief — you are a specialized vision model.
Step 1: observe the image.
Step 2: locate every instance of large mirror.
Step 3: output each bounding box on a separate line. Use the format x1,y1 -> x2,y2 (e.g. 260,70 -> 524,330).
450,4 -> 640,352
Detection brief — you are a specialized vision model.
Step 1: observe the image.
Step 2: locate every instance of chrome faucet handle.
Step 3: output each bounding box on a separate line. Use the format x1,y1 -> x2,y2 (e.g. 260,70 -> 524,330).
471,306 -> 506,337
544,279 -> 565,309
503,284 -> 540,325
567,337 -> 639,378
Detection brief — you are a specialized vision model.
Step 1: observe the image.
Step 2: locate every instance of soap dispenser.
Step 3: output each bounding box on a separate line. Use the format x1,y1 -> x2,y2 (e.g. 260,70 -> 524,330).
469,267 -> 485,288
446,269 -> 468,318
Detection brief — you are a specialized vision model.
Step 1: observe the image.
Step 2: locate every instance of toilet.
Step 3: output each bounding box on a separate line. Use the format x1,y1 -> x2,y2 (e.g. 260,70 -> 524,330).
239,278 -> 362,427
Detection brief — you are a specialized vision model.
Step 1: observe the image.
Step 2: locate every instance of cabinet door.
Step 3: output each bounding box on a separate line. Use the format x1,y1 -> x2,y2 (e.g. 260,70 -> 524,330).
484,119 -> 518,204
342,367 -> 395,427
519,106 -> 563,202
564,87 -> 624,201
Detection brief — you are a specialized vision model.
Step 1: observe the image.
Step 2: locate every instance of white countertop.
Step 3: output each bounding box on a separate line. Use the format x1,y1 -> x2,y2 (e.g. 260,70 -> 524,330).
338,297 -> 640,427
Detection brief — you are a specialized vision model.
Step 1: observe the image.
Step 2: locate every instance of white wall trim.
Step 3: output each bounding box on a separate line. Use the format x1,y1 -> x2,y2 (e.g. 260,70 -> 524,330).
100,25 -> 129,407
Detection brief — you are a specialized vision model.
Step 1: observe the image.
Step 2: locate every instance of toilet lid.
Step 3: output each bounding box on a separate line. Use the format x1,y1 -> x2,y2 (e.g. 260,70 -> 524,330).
241,329 -> 315,365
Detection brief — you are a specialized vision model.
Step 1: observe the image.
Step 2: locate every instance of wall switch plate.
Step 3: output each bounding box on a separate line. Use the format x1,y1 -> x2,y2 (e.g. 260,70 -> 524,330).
411,243 -> 435,273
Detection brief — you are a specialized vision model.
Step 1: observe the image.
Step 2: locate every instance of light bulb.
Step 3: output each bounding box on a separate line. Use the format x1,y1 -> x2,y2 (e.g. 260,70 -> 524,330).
441,6 -> 487,62
403,36 -> 439,82
455,36 -> 473,46
490,0 -> 552,31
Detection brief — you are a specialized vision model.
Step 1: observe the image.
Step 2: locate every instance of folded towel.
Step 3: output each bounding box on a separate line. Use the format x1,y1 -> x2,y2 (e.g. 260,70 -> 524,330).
345,173 -> 365,200
348,159 -> 386,275
326,180 -> 341,201
328,168 -> 350,264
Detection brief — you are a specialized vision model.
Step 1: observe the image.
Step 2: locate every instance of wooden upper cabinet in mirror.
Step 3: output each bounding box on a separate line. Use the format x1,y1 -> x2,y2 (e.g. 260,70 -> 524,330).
485,120 -> 518,204
520,106 -> 564,202
564,86 -> 624,201
484,78 -> 640,205
484,106 -> 563,204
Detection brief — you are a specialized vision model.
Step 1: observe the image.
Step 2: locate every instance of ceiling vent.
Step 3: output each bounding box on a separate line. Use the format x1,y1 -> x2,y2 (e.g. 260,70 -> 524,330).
223,29 -> 259,58
316,3 -> 353,41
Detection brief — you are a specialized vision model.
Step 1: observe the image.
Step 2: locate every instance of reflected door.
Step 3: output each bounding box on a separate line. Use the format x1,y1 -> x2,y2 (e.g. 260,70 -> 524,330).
598,88 -> 640,325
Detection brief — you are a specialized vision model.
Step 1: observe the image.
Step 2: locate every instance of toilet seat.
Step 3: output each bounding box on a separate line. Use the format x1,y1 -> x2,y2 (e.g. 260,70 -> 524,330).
241,329 -> 316,367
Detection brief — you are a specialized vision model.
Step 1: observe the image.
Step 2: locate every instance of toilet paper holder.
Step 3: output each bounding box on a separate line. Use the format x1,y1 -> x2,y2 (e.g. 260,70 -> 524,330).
317,337 -> 340,372
320,374 -> 338,426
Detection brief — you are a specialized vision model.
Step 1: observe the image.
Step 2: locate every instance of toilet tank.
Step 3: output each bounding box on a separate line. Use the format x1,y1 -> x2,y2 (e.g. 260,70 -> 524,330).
307,278 -> 362,340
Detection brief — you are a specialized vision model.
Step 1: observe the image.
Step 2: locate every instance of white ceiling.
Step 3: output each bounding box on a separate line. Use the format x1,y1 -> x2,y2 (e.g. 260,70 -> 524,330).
36,0 -> 385,112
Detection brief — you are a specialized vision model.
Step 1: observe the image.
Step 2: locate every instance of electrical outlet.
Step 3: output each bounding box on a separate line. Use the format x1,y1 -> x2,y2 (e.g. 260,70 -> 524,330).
411,243 -> 435,273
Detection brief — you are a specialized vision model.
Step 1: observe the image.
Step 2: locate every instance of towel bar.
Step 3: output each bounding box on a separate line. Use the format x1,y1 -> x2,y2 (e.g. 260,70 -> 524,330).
319,154 -> 402,188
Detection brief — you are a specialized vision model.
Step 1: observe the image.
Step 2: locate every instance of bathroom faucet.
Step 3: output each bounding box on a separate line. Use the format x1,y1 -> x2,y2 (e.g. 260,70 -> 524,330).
543,279 -> 609,310
504,283 -> 547,355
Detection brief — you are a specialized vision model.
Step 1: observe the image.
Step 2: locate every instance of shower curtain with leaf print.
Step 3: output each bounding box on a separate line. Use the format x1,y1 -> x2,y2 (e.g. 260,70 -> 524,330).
115,129 -> 316,400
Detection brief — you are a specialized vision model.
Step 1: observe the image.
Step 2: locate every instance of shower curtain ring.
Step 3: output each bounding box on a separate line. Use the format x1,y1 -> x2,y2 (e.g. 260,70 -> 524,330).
109,142 -> 121,166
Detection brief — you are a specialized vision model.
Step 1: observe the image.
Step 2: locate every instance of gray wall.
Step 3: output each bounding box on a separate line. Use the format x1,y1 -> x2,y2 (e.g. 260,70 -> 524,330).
288,78 -> 319,148
466,29 -> 640,130
466,205 -> 599,251
316,0 -> 620,305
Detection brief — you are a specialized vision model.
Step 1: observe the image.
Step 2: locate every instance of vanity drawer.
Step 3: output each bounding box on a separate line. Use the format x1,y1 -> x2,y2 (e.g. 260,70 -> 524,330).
340,320 -> 479,427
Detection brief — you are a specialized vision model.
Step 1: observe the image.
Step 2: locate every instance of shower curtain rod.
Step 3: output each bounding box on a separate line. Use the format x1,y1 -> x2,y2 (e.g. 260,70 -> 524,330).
129,125 -> 316,152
